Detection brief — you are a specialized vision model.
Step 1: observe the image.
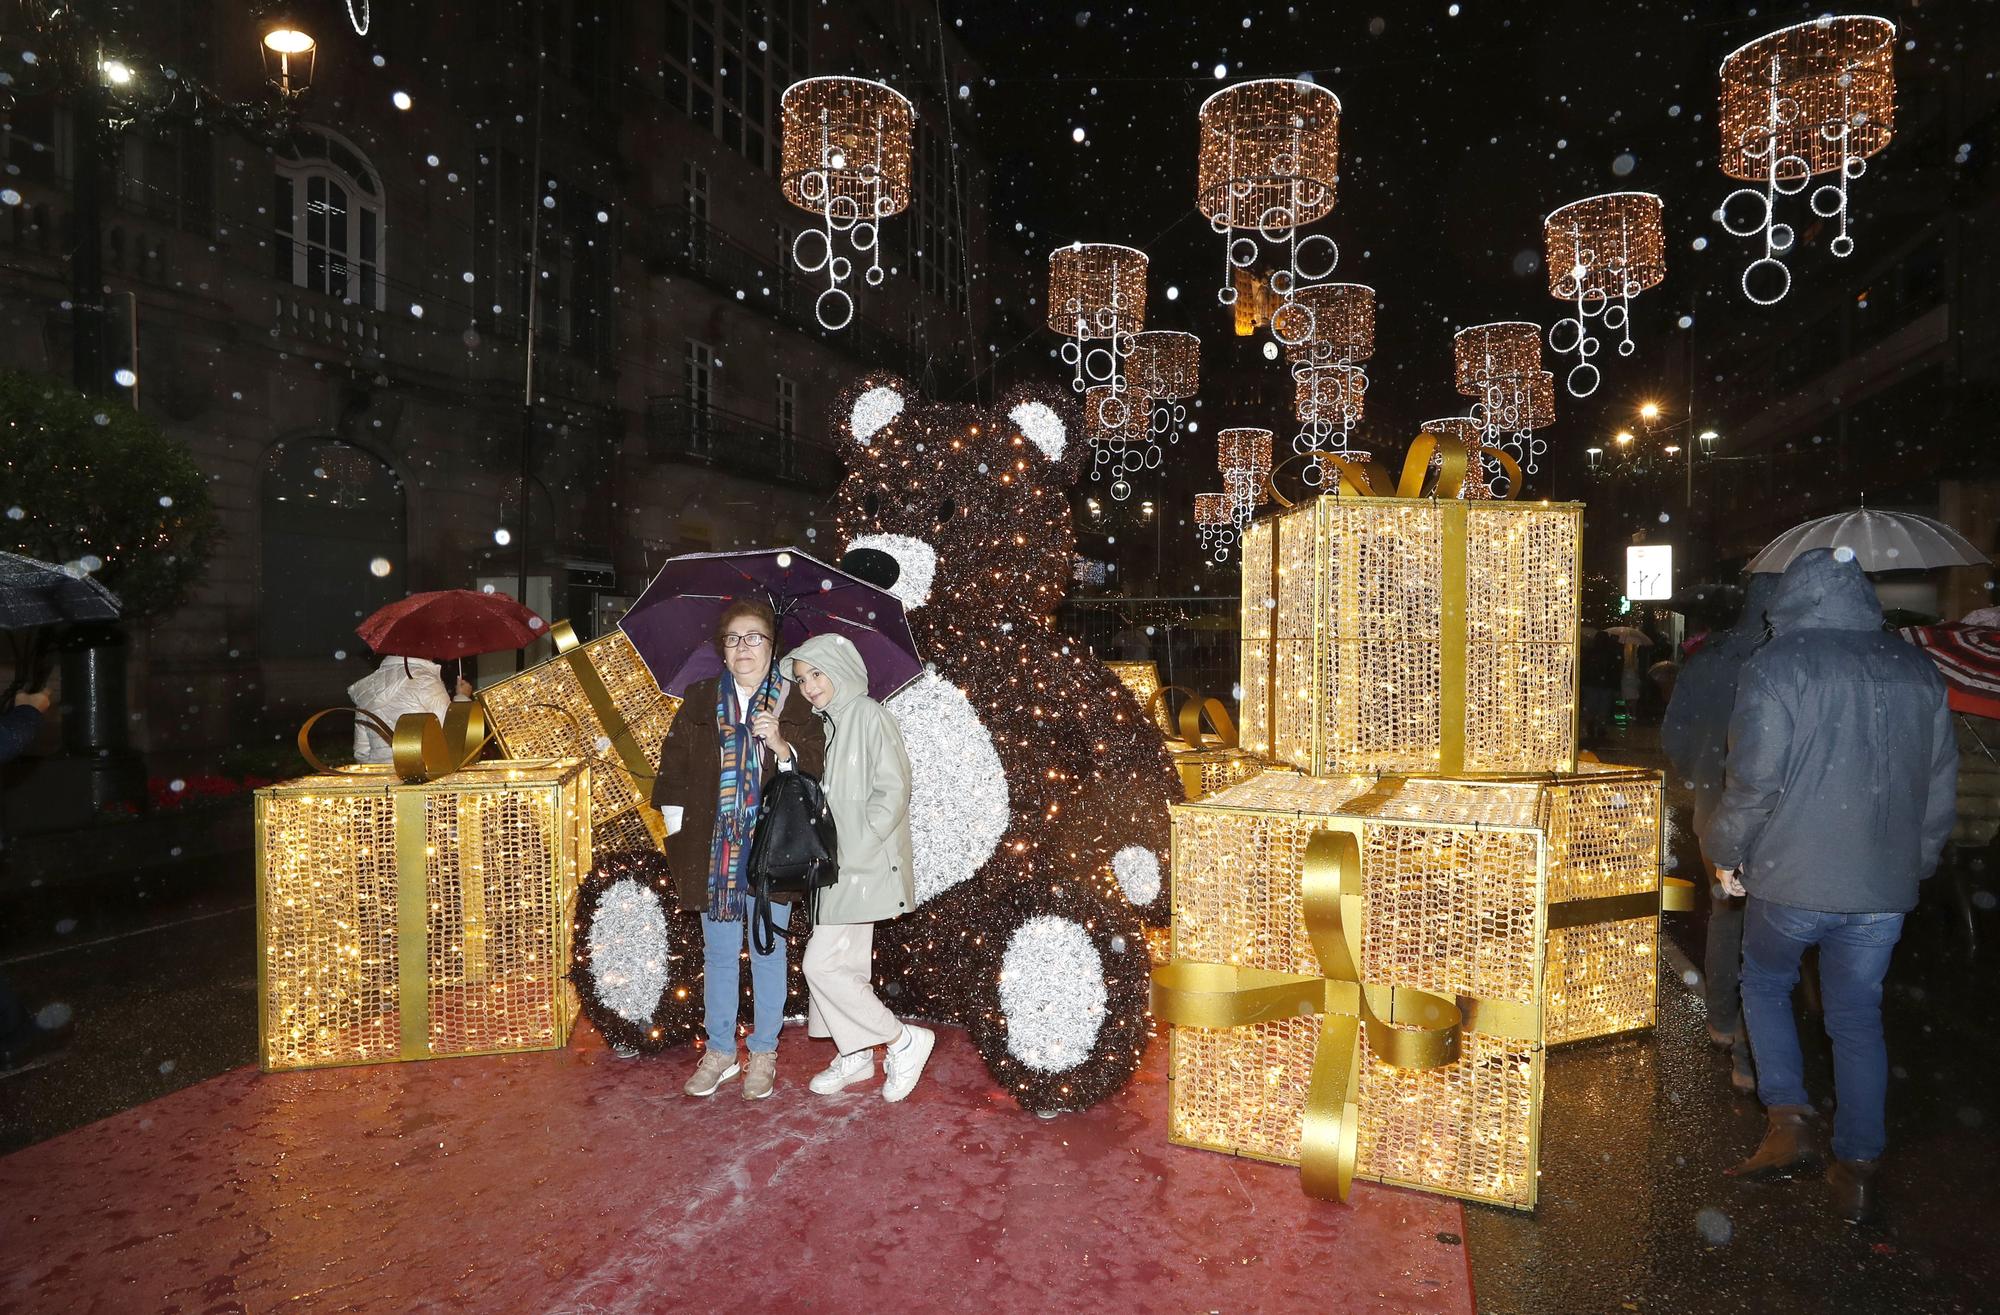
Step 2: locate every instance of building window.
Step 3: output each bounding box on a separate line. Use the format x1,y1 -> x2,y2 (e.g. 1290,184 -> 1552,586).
662,1 -> 800,174
685,340 -> 715,453
683,161 -> 710,267
259,438 -> 406,661
776,374 -> 797,441
274,127 -> 384,309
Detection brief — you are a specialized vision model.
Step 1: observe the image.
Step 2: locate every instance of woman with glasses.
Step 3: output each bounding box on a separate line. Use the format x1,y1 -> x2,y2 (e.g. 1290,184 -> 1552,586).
653,598 -> 826,1099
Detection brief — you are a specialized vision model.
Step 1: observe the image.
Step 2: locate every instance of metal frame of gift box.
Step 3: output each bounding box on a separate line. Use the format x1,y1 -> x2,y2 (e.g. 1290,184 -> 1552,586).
478,622 -> 680,858
255,707 -> 592,1073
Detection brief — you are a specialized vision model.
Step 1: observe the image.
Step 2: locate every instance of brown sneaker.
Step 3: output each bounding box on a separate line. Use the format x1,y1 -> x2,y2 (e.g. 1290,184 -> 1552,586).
742,1052 -> 778,1100
1727,1105 -> 1821,1179
683,1049 -> 740,1097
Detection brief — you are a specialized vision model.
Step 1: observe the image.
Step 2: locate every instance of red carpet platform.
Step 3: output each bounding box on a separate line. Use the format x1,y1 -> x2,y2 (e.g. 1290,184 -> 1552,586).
0,1027 -> 1473,1314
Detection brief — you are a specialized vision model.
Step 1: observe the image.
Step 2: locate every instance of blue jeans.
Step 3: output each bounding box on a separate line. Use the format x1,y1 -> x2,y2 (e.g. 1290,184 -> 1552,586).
701,903 -> 790,1055
1739,897 -> 1904,1162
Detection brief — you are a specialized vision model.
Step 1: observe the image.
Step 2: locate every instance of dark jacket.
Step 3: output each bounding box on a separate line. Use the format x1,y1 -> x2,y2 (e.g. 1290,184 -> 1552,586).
1662,573 -> 1780,837
1705,548 -> 1956,913
653,675 -> 827,913
0,704 -> 41,766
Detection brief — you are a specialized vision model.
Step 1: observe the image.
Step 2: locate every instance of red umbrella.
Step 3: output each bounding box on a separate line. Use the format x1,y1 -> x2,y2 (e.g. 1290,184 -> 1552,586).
357,589 -> 547,660
1901,624 -> 2000,719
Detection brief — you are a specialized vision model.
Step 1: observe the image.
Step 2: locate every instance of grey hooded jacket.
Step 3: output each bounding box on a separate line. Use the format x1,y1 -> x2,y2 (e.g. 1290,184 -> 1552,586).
782,633 -> 917,925
1663,573 -> 1780,838
1705,548 -> 1956,913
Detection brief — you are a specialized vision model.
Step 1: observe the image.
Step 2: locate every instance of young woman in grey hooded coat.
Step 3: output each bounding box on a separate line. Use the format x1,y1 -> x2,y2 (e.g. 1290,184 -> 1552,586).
783,632 -> 935,1102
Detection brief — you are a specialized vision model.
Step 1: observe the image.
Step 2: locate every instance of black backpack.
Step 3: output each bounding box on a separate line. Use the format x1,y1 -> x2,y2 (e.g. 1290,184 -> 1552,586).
744,769 -> 839,955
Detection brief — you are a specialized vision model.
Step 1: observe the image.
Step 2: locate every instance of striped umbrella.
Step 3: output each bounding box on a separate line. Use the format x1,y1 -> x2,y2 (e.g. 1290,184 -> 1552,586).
1901,624 -> 2000,719
1748,509 -> 1987,574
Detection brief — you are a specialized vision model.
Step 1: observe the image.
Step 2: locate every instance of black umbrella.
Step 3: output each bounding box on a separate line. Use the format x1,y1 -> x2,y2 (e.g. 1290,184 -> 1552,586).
2,551 -> 122,699
0,551 -> 122,630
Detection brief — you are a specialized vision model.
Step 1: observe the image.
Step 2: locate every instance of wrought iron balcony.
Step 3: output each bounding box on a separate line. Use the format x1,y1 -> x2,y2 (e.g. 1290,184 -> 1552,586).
645,397 -> 844,492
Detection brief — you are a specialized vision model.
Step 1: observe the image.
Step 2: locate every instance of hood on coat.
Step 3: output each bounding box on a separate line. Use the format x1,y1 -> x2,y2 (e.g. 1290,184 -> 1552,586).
1765,547 -> 1884,635
781,633 -> 871,719
348,655 -> 444,706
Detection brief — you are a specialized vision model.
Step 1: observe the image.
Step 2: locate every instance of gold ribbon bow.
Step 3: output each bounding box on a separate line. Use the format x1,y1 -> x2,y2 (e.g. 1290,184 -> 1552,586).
1146,684 -> 1240,750
1152,825 -> 1524,1202
294,703 -> 496,1059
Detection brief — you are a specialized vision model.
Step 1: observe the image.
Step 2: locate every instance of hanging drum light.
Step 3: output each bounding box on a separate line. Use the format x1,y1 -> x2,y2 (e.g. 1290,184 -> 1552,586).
1129,330 -> 1202,445
1282,282 -> 1374,480
1543,191 -> 1666,399
1717,15 -> 1897,306
1083,382 -> 1157,503
1196,79 -> 1342,348
780,77 -> 915,332
1217,426 -> 1274,528
1194,492 -> 1236,563
1048,242 -> 1149,412
1454,321 -> 1553,476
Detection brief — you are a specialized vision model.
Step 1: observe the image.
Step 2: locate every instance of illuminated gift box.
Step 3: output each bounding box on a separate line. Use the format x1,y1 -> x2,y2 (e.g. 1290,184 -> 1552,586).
1104,660 -> 1168,734
255,754 -> 591,1072
1138,681 -> 1294,802
1158,762 -> 1670,1210
479,623 -> 680,857
1237,494 -> 1583,776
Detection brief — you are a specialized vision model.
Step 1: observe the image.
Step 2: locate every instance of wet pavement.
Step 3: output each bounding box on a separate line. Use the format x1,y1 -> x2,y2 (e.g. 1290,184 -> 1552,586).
2,735 -> 1996,1312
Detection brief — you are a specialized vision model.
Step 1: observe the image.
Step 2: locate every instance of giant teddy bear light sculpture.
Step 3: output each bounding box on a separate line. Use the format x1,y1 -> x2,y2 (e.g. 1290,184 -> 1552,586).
833,376 -> 1184,1113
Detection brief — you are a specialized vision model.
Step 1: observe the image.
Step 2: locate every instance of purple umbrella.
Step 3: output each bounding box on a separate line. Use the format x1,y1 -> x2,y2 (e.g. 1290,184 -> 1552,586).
619,546 -> 923,701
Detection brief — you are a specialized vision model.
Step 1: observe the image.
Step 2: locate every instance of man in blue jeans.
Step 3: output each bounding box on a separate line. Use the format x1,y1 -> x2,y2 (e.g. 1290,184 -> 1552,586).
1704,548 -> 1956,1225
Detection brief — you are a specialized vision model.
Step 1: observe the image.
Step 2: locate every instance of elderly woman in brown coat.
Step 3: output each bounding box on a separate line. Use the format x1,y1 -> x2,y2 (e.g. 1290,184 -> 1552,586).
652,598 -> 825,1100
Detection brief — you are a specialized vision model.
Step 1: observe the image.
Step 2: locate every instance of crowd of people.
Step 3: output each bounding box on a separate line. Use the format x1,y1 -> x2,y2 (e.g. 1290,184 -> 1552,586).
1663,548 -> 1956,1227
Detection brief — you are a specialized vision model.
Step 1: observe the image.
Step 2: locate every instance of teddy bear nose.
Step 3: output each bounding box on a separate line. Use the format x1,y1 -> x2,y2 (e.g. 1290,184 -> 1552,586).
842,547 -> 901,592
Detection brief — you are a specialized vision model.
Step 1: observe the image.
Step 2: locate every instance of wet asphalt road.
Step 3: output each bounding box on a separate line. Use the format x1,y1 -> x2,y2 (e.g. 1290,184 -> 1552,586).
2,739 -> 1996,1313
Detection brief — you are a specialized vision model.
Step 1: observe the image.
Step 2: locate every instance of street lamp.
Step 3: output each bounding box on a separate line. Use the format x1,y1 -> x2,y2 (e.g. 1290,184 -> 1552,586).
261,24 -> 318,97
1614,430 -> 1635,446
1586,445 -> 1604,471
99,58 -> 134,86
1639,401 -> 1661,422
1699,429 -> 1720,455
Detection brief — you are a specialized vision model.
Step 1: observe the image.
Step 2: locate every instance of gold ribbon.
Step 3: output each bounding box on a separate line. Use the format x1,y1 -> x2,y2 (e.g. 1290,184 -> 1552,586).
1146,685 -> 1239,750
1151,825 -> 1532,1202
1548,877 -> 1695,928
552,621 -> 667,846
295,704 -> 495,1059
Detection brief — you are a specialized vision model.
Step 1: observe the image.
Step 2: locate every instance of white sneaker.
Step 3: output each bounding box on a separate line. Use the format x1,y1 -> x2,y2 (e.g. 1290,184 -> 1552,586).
882,1025 -> 935,1103
808,1049 -> 876,1095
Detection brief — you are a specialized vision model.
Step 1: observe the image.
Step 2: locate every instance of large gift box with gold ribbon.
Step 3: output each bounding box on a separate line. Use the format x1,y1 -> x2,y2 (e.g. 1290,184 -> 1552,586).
1156,762 -> 1676,1210
255,724 -> 591,1073
478,624 -> 680,857
1237,492 -> 1583,777
1129,677 -> 1291,803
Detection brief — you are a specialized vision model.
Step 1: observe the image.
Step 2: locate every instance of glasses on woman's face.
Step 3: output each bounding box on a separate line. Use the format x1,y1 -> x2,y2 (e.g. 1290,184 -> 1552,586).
722,632 -> 771,650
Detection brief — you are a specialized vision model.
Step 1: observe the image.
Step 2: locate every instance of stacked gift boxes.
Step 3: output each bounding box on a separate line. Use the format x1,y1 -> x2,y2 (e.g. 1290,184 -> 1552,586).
1103,660 -> 1291,803
1156,488 -> 1671,1209
256,755 -> 591,1072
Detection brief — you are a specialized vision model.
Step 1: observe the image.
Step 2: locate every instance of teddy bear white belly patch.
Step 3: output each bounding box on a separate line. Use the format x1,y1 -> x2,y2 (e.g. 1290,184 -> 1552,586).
885,670 -> 1010,905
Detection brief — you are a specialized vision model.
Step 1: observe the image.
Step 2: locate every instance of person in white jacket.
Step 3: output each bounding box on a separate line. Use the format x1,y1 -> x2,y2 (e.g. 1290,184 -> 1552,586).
347,655 -> 471,764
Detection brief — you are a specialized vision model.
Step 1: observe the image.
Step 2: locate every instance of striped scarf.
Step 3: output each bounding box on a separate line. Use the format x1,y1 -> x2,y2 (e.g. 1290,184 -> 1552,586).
707,668 -> 783,921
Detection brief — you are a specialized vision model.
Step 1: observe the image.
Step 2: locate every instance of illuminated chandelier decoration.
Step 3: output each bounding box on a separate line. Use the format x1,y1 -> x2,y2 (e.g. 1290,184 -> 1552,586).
1129,330 -> 1202,445
780,77 -> 915,331
1196,79 -> 1343,349
1047,241 -> 1149,395
1543,191 -> 1666,398
1283,282 -> 1374,483
1082,382 -> 1157,502
1455,322 -> 1555,476
1193,492 -> 1235,563
1717,15 -> 1897,306
1217,427 -> 1274,533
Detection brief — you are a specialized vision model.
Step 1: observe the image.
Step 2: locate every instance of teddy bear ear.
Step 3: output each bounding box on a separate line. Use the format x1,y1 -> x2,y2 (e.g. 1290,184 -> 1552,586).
846,378 -> 907,446
1008,399 -> 1067,463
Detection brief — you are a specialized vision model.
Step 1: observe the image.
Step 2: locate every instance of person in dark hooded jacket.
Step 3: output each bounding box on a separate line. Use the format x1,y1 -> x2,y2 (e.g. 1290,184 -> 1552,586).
1662,572 -> 1780,1092
1706,547 -> 1955,1224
